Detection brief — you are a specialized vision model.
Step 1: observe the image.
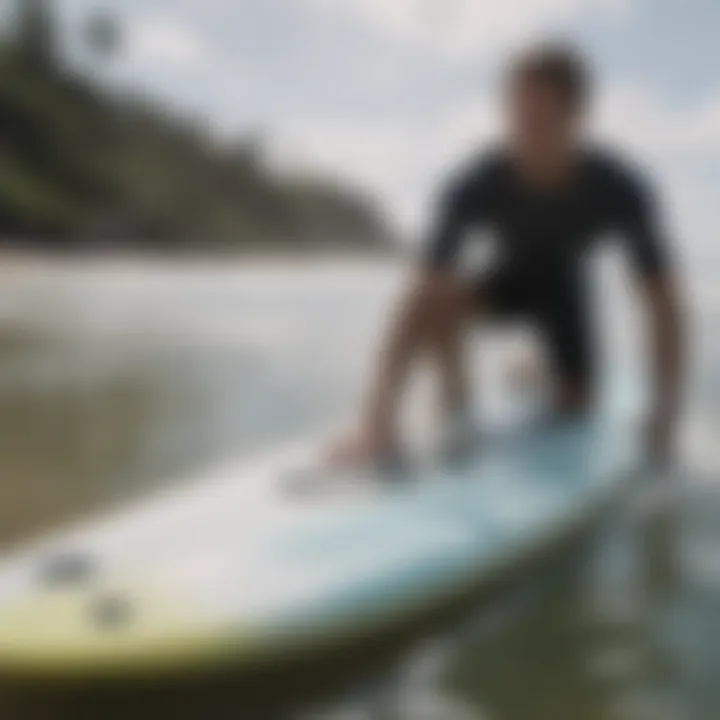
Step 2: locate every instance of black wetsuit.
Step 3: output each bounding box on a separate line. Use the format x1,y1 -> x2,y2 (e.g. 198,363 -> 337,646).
425,147 -> 671,388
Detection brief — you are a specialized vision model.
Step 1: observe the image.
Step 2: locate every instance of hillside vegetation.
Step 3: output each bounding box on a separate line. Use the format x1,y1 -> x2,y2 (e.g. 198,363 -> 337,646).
0,2 -> 393,253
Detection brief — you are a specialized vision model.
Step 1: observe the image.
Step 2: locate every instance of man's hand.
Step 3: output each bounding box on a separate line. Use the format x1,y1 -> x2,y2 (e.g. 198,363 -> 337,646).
326,423 -> 398,470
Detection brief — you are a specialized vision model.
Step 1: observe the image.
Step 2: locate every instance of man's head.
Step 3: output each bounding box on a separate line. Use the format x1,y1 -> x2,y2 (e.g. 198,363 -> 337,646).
505,43 -> 592,161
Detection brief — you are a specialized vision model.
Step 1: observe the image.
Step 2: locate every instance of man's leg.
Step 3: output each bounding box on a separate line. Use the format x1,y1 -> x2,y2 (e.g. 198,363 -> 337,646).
424,268 -> 542,422
541,282 -> 597,416
424,271 -> 597,424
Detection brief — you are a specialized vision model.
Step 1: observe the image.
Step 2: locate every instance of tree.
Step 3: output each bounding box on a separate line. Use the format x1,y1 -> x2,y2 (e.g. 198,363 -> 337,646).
14,0 -> 57,66
85,12 -> 121,63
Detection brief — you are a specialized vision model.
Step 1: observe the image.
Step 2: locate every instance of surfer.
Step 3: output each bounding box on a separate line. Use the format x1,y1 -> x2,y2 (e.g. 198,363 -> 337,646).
335,42 -> 684,468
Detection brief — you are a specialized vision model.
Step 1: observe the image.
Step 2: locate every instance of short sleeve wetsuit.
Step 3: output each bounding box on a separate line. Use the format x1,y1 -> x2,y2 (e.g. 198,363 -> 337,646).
424,147 -> 671,388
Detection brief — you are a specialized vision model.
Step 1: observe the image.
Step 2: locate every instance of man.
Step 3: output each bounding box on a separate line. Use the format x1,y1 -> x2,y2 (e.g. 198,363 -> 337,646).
338,43 -> 683,467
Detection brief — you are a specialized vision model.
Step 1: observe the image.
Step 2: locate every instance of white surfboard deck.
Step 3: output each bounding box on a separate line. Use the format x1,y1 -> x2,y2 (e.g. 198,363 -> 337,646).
0,394 -> 644,679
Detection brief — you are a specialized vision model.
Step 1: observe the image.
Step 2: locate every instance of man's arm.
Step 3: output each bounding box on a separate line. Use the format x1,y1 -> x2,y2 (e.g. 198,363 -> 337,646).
362,271 -> 449,448
641,271 -> 685,462
354,176 -> 474,457
617,168 -> 685,462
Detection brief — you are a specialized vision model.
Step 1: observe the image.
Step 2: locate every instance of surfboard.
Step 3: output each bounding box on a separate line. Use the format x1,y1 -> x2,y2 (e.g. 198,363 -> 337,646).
0,405 -> 643,681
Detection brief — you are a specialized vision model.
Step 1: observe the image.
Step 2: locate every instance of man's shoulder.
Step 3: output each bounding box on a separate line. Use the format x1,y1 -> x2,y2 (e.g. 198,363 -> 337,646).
443,146 -> 511,201
583,144 -> 654,199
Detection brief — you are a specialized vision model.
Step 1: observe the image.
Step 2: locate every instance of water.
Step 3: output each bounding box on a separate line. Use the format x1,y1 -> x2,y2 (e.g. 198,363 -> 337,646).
0,257 -> 718,720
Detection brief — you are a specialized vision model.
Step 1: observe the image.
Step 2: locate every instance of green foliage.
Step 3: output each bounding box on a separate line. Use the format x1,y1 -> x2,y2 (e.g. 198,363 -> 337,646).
0,4 -> 393,252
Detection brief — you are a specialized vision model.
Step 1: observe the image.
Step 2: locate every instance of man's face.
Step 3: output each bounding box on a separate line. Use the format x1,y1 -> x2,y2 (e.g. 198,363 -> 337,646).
506,76 -> 582,157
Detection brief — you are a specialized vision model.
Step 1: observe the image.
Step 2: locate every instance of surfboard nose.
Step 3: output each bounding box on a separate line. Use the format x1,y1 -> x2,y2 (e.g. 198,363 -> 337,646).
0,584 -> 220,679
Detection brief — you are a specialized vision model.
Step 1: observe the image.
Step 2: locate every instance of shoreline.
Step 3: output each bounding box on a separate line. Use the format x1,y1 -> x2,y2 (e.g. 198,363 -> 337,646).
0,245 -> 409,274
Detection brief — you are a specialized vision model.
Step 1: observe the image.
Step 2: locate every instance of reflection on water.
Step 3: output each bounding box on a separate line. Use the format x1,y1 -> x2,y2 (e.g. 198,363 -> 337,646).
302,483 -> 720,720
0,260 -> 718,719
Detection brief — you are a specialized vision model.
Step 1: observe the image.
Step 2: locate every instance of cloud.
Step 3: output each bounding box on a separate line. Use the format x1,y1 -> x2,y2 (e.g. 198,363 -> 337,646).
593,83 -> 720,252
595,83 -> 720,160
301,0 -> 632,59
126,17 -> 210,69
268,95 -> 501,231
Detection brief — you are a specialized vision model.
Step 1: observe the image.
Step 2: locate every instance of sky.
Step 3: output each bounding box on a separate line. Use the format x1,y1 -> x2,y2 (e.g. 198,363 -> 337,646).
11,0 -> 720,262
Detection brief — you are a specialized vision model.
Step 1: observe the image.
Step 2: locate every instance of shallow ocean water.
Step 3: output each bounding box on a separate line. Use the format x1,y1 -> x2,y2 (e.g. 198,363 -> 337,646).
0,257 -> 717,720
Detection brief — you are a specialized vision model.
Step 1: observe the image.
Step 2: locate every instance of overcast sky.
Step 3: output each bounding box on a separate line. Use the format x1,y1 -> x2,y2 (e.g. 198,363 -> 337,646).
17,0 -> 720,260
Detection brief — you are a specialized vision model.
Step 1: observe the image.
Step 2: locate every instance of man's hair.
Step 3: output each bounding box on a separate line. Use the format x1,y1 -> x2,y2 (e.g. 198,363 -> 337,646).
509,42 -> 592,113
